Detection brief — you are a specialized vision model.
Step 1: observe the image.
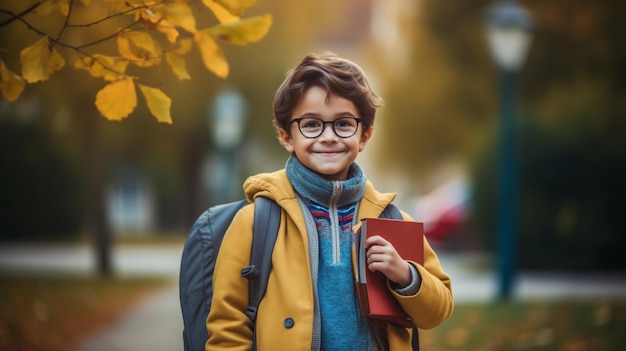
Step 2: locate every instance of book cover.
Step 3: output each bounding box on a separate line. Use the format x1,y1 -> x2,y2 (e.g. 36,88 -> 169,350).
354,217 -> 424,328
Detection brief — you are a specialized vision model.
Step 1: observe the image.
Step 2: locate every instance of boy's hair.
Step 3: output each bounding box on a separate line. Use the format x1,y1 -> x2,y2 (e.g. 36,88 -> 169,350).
273,52 -> 383,135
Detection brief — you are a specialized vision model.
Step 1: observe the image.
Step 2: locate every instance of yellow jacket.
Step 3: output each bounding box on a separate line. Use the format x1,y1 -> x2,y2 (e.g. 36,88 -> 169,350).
206,169 -> 453,351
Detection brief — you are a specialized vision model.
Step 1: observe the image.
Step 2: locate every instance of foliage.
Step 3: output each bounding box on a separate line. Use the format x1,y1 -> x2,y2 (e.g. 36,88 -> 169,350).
0,0 -> 272,123
421,300 -> 626,350
0,274 -> 167,351
0,118 -> 85,239
470,116 -> 626,271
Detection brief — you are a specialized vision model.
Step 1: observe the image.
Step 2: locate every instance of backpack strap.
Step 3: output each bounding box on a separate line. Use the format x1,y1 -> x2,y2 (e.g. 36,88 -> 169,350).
380,203 -> 402,220
240,196 -> 281,319
379,202 -> 420,351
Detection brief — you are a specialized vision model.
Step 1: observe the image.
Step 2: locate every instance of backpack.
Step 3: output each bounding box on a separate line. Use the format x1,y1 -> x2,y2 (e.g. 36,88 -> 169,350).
178,197 -> 419,351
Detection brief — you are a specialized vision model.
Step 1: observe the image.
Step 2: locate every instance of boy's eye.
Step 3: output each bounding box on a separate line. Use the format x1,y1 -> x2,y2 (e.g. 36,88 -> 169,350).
335,118 -> 355,128
301,118 -> 322,129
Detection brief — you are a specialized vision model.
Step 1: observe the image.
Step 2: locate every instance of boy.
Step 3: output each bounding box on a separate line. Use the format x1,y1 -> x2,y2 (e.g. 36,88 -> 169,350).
206,52 -> 453,350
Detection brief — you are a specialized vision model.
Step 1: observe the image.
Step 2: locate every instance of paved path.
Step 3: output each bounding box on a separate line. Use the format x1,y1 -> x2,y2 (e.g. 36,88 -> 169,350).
1,244 -> 626,351
80,281 -> 183,351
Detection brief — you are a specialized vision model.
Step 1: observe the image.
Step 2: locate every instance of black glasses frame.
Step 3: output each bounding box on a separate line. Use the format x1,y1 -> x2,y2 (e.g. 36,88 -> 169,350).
290,116 -> 362,139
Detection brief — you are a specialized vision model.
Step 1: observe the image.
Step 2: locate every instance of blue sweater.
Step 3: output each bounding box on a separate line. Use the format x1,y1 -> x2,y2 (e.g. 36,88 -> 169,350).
286,156 -> 374,351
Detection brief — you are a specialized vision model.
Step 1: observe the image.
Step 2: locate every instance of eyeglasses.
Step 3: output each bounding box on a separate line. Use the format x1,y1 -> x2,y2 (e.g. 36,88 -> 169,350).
290,116 -> 362,139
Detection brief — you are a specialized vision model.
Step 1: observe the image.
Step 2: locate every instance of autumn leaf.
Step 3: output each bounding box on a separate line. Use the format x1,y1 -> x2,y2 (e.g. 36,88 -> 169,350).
95,78 -> 137,121
20,37 -> 66,83
56,0 -> 70,16
162,2 -> 197,34
138,84 -> 172,124
165,53 -> 190,80
194,30 -> 229,78
213,0 -> 256,16
146,2 -> 198,43
201,0 -> 239,23
0,61 -> 26,102
117,30 -> 162,67
75,54 -> 129,82
175,38 -> 193,55
209,14 -> 272,45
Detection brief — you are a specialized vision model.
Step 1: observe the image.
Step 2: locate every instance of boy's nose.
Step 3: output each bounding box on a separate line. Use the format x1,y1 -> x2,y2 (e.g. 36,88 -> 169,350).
319,123 -> 338,140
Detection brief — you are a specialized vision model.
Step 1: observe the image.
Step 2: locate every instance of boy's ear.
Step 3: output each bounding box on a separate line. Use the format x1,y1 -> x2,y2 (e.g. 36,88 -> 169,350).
359,126 -> 373,152
278,128 -> 295,153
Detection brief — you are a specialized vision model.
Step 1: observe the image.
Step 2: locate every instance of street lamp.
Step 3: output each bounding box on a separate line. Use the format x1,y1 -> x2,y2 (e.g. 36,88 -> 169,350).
484,0 -> 534,300
208,88 -> 247,204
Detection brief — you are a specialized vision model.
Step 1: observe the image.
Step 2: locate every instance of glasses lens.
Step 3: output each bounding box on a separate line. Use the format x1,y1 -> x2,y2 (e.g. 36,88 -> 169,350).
334,117 -> 359,137
298,117 -> 323,138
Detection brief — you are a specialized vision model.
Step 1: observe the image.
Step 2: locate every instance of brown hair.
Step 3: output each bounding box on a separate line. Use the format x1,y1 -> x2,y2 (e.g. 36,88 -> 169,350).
272,52 -> 383,135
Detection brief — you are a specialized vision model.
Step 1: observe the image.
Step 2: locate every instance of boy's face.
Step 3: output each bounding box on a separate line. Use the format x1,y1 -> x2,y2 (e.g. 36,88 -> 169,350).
279,86 -> 372,181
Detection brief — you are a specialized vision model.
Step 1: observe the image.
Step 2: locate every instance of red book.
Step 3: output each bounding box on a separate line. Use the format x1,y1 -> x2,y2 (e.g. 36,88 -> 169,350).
354,217 -> 424,328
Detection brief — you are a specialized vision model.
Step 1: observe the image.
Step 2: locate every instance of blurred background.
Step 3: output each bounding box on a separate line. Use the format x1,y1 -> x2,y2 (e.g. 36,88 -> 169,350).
1,0 -> 625,350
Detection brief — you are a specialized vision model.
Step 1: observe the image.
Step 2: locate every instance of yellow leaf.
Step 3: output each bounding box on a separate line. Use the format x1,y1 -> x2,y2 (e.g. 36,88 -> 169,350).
163,3 -> 197,34
75,54 -> 129,81
138,84 -> 172,124
165,53 -> 190,80
174,38 -> 193,55
95,78 -> 137,121
213,0 -> 256,16
209,14 -> 272,45
117,30 -> 162,67
139,4 -> 164,23
135,5 -> 179,43
0,61 -> 26,102
194,30 -> 229,78
20,37 -> 66,83
201,0 -> 239,23
157,21 -> 180,43
56,0 -> 70,16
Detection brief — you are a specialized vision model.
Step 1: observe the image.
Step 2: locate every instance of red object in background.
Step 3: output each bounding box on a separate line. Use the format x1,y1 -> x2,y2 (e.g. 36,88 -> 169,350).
424,204 -> 466,244
411,173 -> 470,248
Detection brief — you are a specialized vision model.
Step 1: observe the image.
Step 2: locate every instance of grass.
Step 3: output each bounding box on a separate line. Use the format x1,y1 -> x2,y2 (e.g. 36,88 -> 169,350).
0,274 -> 169,351
420,299 -> 626,350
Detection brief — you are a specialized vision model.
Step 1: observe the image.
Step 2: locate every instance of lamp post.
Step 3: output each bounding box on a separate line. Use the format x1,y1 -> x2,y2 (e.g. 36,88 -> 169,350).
209,88 -> 247,204
484,0 -> 534,300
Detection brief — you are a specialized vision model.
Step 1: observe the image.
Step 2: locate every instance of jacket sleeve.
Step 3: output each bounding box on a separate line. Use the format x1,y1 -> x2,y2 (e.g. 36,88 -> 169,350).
206,205 -> 255,351
392,218 -> 454,330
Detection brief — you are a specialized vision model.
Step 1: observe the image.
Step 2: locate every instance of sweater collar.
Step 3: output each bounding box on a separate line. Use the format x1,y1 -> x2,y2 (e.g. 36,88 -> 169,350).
286,155 -> 366,207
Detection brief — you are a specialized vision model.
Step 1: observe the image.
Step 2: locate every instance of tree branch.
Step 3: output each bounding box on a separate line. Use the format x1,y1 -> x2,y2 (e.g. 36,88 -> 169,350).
75,20 -> 141,49
0,8 -> 48,37
67,4 -> 150,28
0,2 -> 41,27
55,0 -> 74,41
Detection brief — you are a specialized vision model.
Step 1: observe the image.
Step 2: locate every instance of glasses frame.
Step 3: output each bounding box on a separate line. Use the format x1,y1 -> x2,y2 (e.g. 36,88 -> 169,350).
290,116 -> 362,139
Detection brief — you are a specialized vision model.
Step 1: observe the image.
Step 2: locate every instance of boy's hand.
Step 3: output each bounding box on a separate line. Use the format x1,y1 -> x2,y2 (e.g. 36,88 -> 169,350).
365,235 -> 411,287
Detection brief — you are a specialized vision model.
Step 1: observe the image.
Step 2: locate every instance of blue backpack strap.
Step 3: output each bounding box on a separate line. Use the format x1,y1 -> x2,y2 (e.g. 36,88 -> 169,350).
379,203 -> 420,351
240,196 -> 281,350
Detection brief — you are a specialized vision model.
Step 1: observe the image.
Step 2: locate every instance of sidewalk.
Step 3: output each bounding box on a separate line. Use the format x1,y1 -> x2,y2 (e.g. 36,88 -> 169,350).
1,244 -> 626,351
80,281 -> 183,351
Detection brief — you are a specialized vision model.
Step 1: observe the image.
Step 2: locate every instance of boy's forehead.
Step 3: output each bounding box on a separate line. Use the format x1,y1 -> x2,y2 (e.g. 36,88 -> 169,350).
292,86 -> 358,117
